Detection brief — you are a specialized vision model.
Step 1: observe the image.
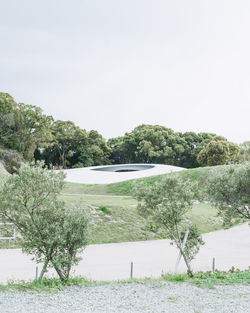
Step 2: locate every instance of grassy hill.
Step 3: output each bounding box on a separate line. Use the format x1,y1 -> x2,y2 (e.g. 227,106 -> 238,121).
61,165 -> 230,244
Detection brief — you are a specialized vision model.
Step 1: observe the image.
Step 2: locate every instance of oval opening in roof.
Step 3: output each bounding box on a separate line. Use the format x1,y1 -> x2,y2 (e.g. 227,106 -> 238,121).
91,164 -> 155,172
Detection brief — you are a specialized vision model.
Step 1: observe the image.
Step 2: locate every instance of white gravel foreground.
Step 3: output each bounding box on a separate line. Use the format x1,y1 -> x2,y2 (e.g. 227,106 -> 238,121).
0,282 -> 249,313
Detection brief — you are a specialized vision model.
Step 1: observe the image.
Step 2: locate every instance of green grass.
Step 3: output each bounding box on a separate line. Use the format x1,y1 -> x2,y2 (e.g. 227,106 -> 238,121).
62,182 -> 109,195
0,277 -> 100,293
60,192 -> 223,244
1,270 -> 249,293
162,268 -> 250,288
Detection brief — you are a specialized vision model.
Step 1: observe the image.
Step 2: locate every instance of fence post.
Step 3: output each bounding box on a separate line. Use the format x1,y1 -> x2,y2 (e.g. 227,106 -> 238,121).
212,257 -> 215,273
130,262 -> 133,279
35,266 -> 38,280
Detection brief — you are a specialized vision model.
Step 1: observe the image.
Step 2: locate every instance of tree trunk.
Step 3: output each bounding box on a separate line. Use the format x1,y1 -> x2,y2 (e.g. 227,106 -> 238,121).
39,258 -> 49,280
179,247 -> 193,277
53,264 -> 67,281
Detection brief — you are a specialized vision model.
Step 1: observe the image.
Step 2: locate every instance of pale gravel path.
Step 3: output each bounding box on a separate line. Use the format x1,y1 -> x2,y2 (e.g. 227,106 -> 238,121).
0,282 -> 249,313
0,223 -> 249,283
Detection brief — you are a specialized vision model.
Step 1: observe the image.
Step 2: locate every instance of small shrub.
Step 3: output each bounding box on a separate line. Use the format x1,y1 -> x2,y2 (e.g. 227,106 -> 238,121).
97,206 -> 111,215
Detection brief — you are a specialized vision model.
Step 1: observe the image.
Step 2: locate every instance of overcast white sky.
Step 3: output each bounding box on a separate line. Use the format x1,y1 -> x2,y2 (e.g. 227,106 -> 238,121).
0,0 -> 249,143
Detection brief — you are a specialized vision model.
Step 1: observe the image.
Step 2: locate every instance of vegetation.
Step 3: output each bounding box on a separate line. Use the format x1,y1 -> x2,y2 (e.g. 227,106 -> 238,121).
162,268 -> 250,288
0,166 -> 226,249
59,193 -> 224,244
108,125 -> 220,168
0,163 -> 89,281
0,146 -> 24,174
1,92 -> 247,171
240,141 -> 250,162
0,92 -> 110,170
0,269 -> 249,292
38,121 -> 111,169
206,162 -> 250,227
134,175 -> 204,276
197,138 -> 241,166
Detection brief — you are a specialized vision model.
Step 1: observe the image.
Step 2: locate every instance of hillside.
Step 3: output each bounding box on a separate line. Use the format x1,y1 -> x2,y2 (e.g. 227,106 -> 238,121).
61,165 -> 235,244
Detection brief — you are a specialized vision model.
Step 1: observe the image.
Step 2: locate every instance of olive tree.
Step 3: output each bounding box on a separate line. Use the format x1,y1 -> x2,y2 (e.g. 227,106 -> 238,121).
206,163 -> 250,227
134,175 -> 204,276
0,162 -> 89,281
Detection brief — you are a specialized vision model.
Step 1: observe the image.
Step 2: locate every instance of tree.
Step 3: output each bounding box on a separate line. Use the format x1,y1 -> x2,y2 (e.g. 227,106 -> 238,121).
240,141 -> 250,162
134,175 -> 204,276
107,136 -> 135,164
40,121 -> 111,169
179,132 -> 217,168
109,124 -> 186,165
85,130 -> 111,166
45,120 -> 89,168
206,163 -> 250,227
0,162 -> 89,281
0,92 -> 18,148
0,93 -> 54,161
197,140 -> 241,166
13,103 -> 54,161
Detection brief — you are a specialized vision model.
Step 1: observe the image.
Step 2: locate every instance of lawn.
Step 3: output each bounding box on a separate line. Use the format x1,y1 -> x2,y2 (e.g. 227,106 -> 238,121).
61,188 -> 222,244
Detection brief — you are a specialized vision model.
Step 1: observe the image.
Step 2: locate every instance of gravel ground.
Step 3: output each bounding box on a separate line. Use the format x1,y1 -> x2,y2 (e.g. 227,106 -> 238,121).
0,282 -> 249,313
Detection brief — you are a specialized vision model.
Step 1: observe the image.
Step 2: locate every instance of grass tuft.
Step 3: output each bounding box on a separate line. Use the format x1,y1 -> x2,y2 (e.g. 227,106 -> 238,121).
97,205 -> 112,215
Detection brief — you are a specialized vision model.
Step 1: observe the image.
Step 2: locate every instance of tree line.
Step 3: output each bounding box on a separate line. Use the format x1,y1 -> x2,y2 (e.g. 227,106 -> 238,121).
1,92 -> 249,170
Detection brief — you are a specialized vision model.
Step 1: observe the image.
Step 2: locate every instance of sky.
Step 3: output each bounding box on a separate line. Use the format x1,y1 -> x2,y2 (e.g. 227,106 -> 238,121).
0,0 -> 249,143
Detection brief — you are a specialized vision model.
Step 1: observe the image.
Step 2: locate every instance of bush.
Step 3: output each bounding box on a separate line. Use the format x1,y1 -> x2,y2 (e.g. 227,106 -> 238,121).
206,162 -> 250,227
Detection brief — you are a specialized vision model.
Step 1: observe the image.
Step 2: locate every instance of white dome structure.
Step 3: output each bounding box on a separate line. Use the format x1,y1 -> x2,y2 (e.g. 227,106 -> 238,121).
63,163 -> 186,184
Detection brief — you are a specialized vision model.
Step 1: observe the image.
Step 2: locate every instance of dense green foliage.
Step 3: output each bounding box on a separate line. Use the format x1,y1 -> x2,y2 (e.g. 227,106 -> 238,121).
0,93 -> 110,169
0,92 -> 247,170
108,125 -> 223,168
134,175 -> 204,276
198,138 -> 241,166
206,162 -> 250,227
0,163 -> 89,281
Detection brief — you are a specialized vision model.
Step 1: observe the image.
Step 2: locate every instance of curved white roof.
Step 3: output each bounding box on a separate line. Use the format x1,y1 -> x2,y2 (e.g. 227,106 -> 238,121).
63,163 -> 186,184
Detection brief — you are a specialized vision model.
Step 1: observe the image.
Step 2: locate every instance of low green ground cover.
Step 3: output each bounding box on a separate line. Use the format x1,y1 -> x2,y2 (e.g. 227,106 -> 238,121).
1,269 -> 249,293
60,192 -> 222,244
162,268 -> 250,288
